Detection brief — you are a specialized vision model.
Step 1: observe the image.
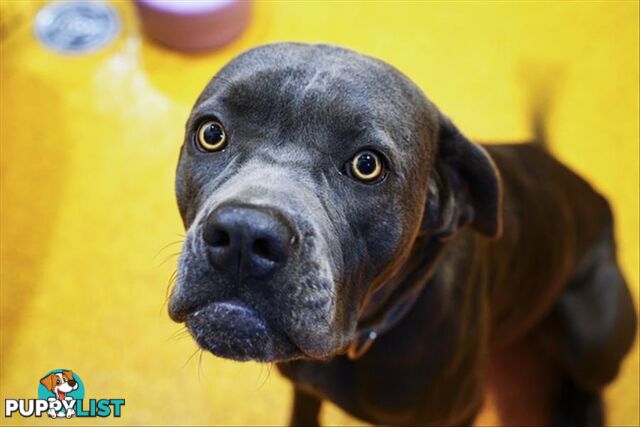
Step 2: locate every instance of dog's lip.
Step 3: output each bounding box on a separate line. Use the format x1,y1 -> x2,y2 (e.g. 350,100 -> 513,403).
201,299 -> 252,316
185,299 -> 304,361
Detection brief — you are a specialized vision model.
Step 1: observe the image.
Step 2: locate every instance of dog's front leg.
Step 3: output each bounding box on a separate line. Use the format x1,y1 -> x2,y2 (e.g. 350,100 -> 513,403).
64,398 -> 76,418
290,387 -> 322,427
46,398 -> 58,418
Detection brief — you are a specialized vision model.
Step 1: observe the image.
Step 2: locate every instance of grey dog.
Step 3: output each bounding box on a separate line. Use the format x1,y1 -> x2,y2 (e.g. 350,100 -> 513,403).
169,43 -> 637,426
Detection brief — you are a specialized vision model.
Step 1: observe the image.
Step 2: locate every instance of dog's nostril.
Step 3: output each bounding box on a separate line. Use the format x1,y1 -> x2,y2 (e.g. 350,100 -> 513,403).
204,227 -> 230,247
253,238 -> 278,262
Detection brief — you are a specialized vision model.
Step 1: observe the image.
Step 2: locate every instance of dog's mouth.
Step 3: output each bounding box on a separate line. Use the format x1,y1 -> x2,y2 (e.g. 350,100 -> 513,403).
185,300 -> 303,362
57,390 -> 65,400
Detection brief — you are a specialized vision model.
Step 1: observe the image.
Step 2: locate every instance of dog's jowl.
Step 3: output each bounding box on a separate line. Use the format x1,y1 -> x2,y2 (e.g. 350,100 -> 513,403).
169,43 -> 637,426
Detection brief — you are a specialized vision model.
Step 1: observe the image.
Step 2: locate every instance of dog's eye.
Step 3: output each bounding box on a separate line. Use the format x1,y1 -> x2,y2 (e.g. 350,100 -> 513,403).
196,120 -> 227,152
56,379 -> 61,384
350,150 -> 383,182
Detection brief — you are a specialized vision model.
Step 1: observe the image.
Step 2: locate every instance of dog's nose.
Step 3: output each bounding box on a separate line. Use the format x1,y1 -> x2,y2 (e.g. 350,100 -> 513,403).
68,380 -> 76,387
203,205 -> 296,279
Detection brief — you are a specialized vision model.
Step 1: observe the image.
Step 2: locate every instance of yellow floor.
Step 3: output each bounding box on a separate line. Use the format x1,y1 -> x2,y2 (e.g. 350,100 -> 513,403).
1,1 -> 638,425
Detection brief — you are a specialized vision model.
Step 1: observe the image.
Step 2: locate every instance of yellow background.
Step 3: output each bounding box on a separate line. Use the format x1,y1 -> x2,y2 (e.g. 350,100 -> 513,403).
1,1 -> 638,425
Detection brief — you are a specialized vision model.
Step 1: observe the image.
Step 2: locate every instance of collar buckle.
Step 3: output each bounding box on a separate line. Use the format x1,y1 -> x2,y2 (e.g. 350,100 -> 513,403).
346,330 -> 378,360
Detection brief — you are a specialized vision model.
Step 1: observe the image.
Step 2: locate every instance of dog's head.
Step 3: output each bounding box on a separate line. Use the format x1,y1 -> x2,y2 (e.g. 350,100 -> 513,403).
169,43 -> 502,362
40,371 -> 78,399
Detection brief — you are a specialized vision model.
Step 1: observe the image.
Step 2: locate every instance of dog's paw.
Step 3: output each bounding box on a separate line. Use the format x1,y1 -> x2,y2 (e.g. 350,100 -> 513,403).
65,408 -> 75,418
47,408 -> 57,418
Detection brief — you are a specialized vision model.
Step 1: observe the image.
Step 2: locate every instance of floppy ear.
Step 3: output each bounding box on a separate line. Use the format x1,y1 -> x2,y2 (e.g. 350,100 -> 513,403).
62,370 -> 74,381
40,374 -> 55,391
423,115 -> 503,240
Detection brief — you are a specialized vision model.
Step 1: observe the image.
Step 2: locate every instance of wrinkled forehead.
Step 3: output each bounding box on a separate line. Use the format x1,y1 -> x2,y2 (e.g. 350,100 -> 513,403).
191,44 -> 437,153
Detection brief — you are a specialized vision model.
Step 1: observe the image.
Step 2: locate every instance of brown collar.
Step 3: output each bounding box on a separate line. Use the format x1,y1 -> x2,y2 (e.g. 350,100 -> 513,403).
347,236 -> 446,359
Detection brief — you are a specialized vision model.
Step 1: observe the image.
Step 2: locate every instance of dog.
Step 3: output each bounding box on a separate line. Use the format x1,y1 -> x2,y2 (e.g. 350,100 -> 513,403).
168,43 -> 637,426
40,370 -> 78,418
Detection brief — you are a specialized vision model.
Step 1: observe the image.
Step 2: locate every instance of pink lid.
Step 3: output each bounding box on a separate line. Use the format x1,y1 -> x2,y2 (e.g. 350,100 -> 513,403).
135,0 -> 251,52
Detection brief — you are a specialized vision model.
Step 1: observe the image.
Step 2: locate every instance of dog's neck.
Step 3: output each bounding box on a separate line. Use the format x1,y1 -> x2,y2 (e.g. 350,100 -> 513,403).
346,233 -> 450,359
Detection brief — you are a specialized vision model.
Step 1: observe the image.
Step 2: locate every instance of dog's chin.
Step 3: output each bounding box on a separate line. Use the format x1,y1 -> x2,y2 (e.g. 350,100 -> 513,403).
186,301 -> 303,362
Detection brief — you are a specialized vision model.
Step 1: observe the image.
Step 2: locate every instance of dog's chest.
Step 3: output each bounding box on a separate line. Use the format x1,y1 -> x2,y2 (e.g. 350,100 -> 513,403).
280,353 -> 483,425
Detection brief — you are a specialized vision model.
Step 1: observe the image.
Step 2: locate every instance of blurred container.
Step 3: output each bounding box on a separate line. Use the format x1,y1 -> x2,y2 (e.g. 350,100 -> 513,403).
134,0 -> 251,52
33,1 -> 120,54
